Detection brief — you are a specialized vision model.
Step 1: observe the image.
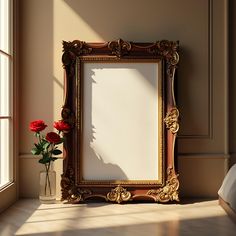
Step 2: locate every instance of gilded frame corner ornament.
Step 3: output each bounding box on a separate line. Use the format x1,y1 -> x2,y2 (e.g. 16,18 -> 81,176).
147,167 -> 179,202
61,39 -> 180,204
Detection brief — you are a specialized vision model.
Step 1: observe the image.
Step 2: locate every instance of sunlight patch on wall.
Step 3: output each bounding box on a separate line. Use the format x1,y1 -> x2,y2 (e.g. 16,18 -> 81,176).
52,0 -> 104,121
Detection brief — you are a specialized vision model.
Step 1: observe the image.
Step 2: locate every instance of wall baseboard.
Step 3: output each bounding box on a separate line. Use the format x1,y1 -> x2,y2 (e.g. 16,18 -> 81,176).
19,153 -> 230,198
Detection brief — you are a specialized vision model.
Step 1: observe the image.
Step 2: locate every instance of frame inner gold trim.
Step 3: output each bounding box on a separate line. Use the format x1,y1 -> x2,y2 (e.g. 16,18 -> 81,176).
78,57 -> 164,186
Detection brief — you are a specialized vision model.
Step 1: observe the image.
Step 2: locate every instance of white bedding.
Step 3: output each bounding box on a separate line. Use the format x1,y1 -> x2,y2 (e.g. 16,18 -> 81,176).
218,164 -> 236,212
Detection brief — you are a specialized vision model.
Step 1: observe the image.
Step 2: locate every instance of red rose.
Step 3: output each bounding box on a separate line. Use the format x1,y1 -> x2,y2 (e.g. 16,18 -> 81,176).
54,120 -> 70,132
46,132 -> 61,144
29,120 -> 47,132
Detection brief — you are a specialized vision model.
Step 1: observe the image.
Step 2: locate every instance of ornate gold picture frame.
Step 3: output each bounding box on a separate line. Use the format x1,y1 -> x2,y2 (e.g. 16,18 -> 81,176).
61,39 -> 180,203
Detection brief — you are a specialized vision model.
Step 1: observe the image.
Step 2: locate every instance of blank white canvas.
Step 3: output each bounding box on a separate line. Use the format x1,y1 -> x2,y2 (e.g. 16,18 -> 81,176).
82,62 -> 160,181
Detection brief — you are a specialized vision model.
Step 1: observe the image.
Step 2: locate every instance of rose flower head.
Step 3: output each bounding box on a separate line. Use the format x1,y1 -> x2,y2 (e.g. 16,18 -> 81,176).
29,120 -> 47,132
53,120 -> 70,132
46,132 -> 61,144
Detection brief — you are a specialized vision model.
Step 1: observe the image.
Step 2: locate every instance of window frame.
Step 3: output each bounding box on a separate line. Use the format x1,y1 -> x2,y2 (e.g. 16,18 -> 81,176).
0,0 -> 18,212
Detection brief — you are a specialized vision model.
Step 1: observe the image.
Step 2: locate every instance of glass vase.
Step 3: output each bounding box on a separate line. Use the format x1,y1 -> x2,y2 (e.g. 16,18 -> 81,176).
39,166 -> 56,203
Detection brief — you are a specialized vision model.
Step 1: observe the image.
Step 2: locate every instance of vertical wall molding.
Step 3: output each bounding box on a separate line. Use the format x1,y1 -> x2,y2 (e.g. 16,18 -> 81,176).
178,0 -> 229,155
179,0 -> 213,139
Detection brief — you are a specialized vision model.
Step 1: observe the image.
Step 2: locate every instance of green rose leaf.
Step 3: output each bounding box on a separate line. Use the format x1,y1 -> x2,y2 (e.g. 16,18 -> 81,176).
38,156 -> 51,164
52,149 -> 62,155
31,147 -> 41,155
35,142 -> 45,151
42,153 -> 50,159
43,142 -> 50,150
51,157 -> 58,161
38,159 -> 47,164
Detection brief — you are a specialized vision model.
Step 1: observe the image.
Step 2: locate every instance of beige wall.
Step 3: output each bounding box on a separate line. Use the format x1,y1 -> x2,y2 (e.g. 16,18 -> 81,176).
19,0 -> 230,198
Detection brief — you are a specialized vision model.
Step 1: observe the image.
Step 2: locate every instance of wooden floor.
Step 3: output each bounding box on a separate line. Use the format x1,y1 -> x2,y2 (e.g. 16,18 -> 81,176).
0,199 -> 236,236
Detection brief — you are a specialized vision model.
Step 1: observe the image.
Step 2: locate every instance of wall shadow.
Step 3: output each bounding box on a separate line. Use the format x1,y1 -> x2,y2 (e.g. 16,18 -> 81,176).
82,66 -> 127,180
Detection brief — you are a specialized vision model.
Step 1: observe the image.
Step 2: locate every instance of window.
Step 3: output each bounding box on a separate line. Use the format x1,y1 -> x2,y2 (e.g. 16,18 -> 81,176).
0,0 -> 13,188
